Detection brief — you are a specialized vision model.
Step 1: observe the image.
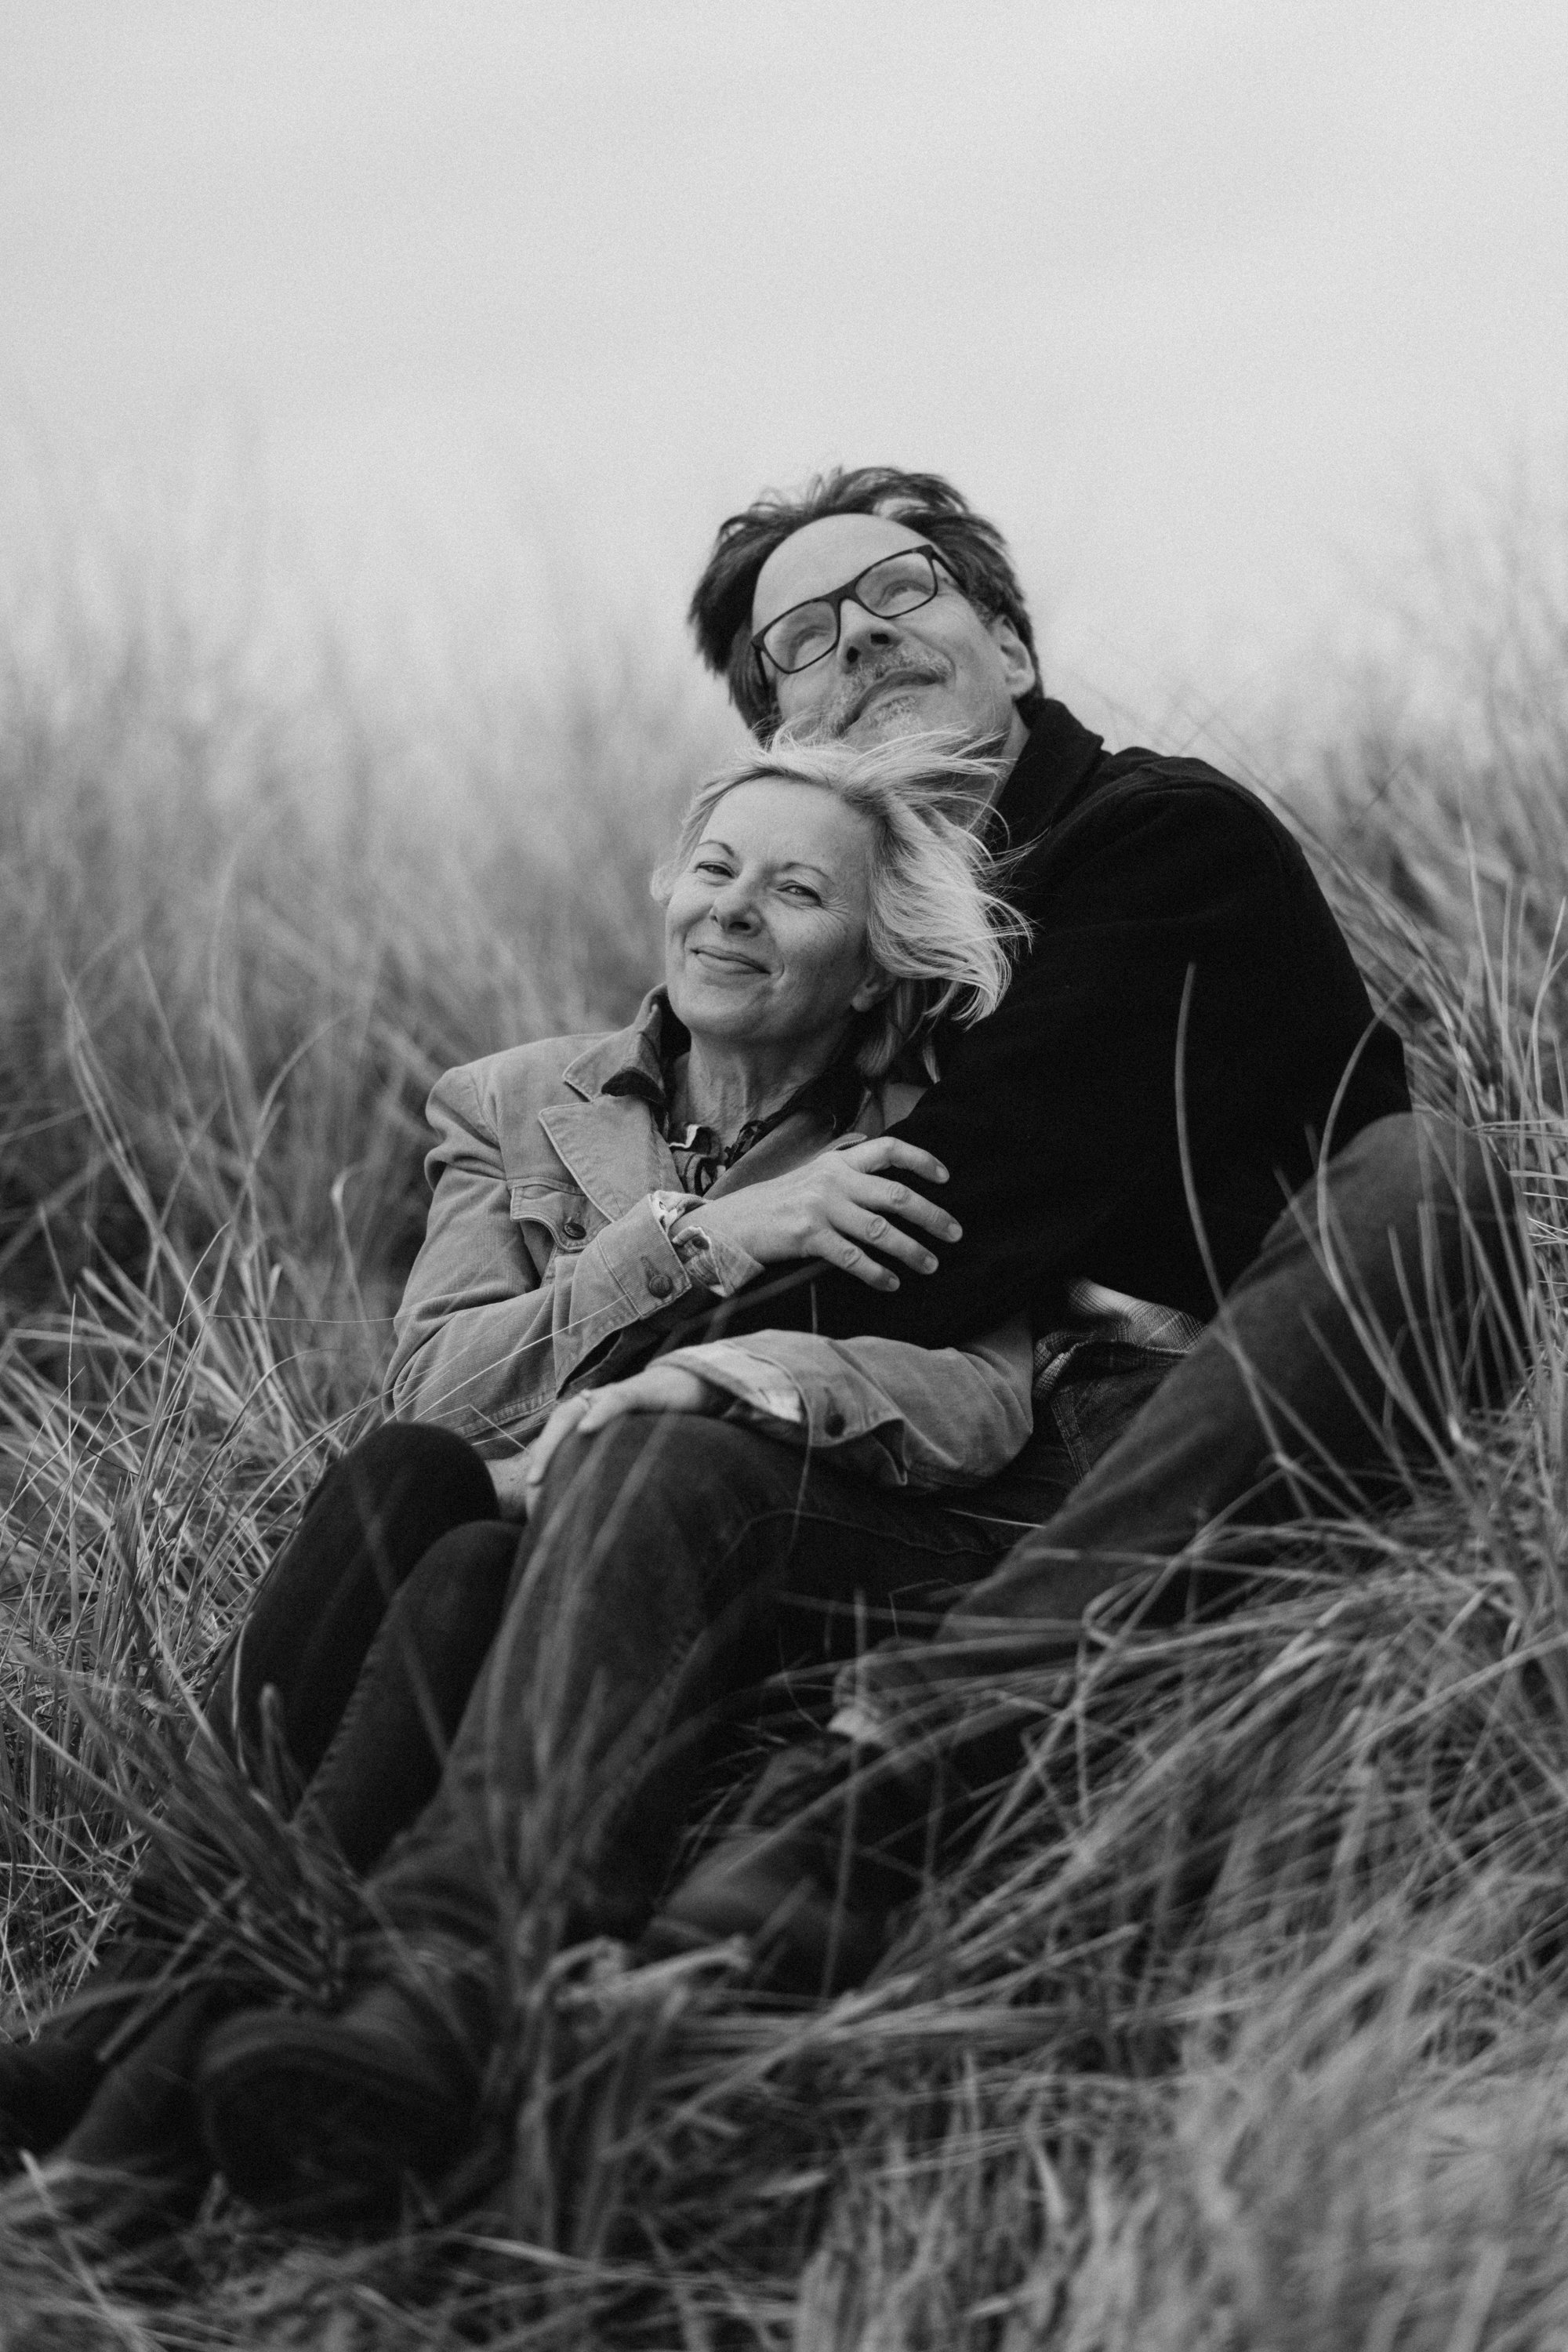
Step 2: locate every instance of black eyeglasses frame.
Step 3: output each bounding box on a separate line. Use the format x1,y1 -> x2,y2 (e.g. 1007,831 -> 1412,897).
749,543 -> 953,678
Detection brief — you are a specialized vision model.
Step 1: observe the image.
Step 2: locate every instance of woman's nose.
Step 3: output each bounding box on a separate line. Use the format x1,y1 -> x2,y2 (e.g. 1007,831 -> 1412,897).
710,880 -> 759,927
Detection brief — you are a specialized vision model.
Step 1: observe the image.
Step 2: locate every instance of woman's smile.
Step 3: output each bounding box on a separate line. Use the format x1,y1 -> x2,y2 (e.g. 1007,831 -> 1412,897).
690,941 -> 768,975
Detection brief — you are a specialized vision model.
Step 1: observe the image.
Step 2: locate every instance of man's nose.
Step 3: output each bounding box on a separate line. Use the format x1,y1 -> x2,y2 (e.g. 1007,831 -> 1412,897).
836,595 -> 902,664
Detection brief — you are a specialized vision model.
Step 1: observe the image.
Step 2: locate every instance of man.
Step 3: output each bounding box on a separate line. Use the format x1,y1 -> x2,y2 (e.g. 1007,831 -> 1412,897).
641,464 -> 1521,1965
191,468 -> 1522,2206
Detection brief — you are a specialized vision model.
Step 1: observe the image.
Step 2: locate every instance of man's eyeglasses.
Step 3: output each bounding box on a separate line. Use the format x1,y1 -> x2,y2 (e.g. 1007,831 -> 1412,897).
751,544 -> 953,677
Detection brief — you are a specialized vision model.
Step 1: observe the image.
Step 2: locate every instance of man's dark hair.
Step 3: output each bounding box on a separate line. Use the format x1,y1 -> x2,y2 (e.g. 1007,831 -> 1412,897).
688,466 -> 1046,739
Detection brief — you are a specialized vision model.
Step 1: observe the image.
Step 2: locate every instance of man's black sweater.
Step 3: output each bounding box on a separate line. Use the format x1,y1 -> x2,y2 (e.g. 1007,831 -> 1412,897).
734,699 -> 1410,1349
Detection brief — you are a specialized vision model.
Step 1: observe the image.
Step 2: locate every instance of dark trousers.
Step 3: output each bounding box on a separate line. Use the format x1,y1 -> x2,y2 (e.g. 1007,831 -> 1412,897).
361,1109 -> 1526,1958
366,1426 -> 1019,1948
2,1428 -> 518,2152
129,1425 -> 514,1946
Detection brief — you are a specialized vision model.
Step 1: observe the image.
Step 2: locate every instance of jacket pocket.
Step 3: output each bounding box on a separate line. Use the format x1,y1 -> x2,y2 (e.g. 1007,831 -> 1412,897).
508,1179 -> 597,1270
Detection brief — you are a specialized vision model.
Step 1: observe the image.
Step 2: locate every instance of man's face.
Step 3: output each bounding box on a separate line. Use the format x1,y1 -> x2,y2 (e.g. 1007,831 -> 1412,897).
750,513 -> 1036,757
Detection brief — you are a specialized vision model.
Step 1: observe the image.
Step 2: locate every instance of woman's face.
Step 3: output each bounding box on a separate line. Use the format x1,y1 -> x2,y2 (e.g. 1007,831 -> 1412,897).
664,779 -> 887,1059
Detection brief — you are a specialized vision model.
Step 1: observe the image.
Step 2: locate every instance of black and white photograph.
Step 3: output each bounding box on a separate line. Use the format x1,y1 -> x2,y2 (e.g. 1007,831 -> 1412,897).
2,4 -> 1566,2342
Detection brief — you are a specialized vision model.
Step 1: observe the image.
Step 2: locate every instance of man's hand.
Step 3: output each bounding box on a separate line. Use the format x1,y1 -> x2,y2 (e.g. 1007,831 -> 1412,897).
687,1137 -> 960,1295
506,1363 -> 724,1520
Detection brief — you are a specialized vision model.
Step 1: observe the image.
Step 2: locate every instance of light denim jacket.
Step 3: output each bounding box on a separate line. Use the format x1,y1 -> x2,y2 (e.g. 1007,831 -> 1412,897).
385,993 -> 1032,1491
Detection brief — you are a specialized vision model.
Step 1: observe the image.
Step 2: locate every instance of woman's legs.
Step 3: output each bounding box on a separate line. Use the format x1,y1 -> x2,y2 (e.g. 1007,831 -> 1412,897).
2,1421 -> 502,2165
201,1421 -> 500,1789
300,1518 -> 521,1875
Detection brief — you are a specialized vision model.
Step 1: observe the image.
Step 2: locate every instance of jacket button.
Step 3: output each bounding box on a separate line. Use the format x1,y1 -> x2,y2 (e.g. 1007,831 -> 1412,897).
644,1266 -> 673,1300
824,1409 -> 846,1438
560,1218 -> 586,1242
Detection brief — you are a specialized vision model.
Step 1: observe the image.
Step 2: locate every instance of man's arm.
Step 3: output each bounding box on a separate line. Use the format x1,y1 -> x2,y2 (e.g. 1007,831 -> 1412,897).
721,778 -> 1401,1348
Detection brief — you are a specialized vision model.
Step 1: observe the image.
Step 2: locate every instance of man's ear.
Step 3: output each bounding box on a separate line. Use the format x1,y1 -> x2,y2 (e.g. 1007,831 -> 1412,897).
850,965 -> 898,1014
986,612 -> 1039,701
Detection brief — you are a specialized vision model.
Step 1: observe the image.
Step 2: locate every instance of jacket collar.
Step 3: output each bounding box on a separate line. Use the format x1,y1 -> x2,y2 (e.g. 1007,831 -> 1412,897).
992,699 -> 1105,862
560,989 -> 683,1105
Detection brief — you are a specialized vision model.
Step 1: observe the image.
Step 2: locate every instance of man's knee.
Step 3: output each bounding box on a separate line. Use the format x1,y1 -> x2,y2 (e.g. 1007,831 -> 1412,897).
1332,1108 -> 1516,1227
1324,1109 -> 1529,1396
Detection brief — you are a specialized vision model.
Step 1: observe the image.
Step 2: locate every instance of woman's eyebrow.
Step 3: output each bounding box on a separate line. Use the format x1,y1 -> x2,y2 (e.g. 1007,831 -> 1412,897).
695,840 -> 833,884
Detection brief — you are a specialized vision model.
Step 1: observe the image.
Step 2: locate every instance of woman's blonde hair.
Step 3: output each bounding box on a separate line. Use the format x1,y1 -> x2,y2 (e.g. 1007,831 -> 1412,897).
651,730 -> 1029,1080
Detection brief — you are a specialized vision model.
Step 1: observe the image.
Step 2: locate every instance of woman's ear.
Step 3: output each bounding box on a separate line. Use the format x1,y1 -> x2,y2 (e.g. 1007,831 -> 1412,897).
849,964 -> 898,1014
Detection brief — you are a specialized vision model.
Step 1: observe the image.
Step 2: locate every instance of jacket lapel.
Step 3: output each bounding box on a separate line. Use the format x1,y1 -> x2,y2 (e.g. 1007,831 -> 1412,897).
539,1095 -> 677,1220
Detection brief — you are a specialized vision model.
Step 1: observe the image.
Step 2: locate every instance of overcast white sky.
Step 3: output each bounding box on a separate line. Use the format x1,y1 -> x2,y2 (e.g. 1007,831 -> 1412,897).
5,0 -> 1566,743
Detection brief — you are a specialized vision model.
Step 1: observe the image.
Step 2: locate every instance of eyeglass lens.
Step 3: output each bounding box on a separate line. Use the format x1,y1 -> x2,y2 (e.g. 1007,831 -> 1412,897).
762,549 -> 941,673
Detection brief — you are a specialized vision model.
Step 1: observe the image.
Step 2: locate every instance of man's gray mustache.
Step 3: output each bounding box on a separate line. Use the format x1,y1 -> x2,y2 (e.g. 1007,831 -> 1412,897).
832,659 -> 949,735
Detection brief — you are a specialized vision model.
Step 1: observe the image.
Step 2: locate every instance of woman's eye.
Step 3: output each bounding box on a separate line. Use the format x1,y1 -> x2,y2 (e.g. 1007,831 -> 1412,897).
779,881 -> 821,902
693,859 -> 731,878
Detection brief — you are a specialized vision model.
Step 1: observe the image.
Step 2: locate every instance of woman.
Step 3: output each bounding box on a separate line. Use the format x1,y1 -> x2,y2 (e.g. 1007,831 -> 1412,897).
5,730 -> 1033,2201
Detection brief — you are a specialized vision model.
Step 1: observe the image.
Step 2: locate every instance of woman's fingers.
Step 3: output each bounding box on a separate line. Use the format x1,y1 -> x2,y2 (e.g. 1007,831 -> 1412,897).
522,1369 -> 722,1514
850,1172 -> 962,1246
841,1138 -> 950,1187
521,1394 -> 591,1515
840,1203 -> 941,1276
680,1138 -> 959,1280
488,1451 -> 537,1523
823,1236 -> 902,1290
576,1366 -> 717,1427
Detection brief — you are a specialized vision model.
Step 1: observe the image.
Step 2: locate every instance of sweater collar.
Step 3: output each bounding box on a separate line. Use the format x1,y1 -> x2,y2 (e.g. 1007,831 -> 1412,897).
991,699 -> 1105,857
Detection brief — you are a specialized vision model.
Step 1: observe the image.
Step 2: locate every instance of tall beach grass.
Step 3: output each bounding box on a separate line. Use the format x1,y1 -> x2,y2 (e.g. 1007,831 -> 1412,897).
2,503 -> 1568,2347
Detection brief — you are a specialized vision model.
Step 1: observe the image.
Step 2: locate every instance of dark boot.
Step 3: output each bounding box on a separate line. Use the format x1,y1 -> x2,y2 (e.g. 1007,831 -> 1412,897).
53,1986 -> 224,2172
0,2027 -> 112,2168
0,1947 -> 167,2167
196,1940 -> 492,2218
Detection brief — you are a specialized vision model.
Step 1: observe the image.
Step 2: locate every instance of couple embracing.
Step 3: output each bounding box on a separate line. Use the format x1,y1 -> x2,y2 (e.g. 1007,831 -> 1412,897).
2,466 -> 1525,2220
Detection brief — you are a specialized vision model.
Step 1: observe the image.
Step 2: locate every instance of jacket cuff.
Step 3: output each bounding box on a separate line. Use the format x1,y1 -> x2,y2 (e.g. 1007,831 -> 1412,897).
586,1194 -> 696,1317
659,1336 -> 907,1479
647,1192 -> 765,1301
655,1341 -> 805,1427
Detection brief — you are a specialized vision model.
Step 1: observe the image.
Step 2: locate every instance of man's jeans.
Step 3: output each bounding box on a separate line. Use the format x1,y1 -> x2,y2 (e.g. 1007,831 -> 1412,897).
848,1108 -> 1528,1744
364,1108 -> 1526,1958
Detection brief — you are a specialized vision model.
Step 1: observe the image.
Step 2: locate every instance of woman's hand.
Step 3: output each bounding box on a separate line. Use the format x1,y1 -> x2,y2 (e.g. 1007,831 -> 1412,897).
686,1137 -> 960,1294
505,1363 -> 724,1520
